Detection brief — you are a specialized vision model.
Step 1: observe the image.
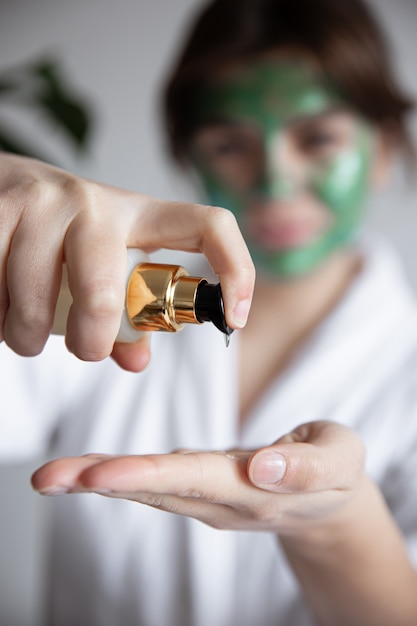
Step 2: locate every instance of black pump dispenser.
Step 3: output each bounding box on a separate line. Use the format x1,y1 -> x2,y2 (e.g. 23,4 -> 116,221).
195,281 -> 234,342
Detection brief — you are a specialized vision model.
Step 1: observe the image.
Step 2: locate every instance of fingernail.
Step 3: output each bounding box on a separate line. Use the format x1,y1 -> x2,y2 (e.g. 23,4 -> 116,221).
251,452 -> 287,484
231,299 -> 251,328
38,485 -> 69,496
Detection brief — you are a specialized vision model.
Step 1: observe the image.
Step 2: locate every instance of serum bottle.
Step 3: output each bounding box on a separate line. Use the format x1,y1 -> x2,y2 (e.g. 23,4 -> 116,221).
53,249 -> 233,344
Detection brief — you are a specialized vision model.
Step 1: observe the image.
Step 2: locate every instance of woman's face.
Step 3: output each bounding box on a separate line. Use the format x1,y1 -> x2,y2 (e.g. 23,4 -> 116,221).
190,59 -> 375,279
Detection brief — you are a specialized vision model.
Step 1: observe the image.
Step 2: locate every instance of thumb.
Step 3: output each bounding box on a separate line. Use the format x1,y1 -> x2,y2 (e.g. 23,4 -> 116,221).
247,421 -> 364,494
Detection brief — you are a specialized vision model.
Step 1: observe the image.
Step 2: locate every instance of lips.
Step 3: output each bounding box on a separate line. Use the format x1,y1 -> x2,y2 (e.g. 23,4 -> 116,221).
246,211 -> 329,250
244,199 -> 331,251
251,220 -> 317,249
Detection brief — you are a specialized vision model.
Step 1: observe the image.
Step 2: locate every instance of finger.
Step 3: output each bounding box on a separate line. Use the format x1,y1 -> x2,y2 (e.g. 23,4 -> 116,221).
122,491 -> 238,529
31,455 -> 108,495
0,232 -> 10,343
248,421 -> 365,494
110,335 -> 151,372
63,214 -> 127,361
127,199 -> 255,329
3,213 -> 64,355
36,451 -> 248,504
80,453 -> 231,498
31,452 -> 251,529
0,183 -> 17,341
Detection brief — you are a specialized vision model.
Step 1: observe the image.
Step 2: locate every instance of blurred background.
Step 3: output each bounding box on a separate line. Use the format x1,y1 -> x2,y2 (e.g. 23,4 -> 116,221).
0,1 -> 416,624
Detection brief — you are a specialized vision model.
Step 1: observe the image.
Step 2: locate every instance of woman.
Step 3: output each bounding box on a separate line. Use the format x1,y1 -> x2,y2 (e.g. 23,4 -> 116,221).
4,0 -> 417,624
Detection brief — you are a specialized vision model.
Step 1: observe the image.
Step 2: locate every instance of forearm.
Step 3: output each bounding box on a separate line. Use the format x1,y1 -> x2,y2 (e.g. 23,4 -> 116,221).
280,476 -> 417,626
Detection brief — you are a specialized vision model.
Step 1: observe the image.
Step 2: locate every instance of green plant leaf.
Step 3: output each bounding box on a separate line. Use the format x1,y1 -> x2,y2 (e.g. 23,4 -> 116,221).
32,60 -> 91,148
38,91 -> 90,147
0,56 -> 93,161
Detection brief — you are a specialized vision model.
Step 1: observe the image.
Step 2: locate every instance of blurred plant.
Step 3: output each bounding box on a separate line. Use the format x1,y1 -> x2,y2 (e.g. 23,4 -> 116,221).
0,55 -> 92,163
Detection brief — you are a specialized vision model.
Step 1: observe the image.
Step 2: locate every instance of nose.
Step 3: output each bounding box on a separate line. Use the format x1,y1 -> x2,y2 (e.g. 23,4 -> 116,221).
257,132 -> 302,201
255,170 -> 300,202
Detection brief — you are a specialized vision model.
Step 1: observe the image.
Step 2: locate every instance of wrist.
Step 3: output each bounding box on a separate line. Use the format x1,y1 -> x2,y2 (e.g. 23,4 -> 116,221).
280,474 -> 381,552
280,477 -> 417,626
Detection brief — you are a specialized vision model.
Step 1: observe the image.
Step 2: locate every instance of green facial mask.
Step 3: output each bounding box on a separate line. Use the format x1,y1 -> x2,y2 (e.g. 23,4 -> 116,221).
192,60 -> 374,279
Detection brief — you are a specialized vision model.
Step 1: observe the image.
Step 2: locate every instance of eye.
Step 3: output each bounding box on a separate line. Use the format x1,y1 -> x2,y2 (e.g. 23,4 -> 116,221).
208,136 -> 248,157
299,129 -> 338,153
190,125 -> 263,191
206,133 -> 256,162
191,125 -> 261,169
293,112 -> 356,159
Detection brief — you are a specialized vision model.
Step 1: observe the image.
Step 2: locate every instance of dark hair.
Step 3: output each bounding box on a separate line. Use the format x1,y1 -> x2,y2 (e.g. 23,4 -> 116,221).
162,0 -> 414,163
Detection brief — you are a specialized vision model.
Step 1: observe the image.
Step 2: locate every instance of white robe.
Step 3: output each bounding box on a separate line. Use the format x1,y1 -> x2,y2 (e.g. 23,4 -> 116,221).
2,236 -> 417,626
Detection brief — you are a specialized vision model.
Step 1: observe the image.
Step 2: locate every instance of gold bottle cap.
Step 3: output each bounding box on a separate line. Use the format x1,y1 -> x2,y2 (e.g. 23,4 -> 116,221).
126,263 -> 201,332
126,262 -> 233,340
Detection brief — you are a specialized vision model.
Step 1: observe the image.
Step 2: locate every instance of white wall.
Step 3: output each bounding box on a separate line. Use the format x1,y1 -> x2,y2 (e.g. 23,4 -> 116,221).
0,1 -> 416,624
0,0 -> 203,195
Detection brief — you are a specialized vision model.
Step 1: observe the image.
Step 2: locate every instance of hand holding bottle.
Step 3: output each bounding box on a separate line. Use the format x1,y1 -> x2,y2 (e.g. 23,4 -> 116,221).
0,153 -> 255,370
